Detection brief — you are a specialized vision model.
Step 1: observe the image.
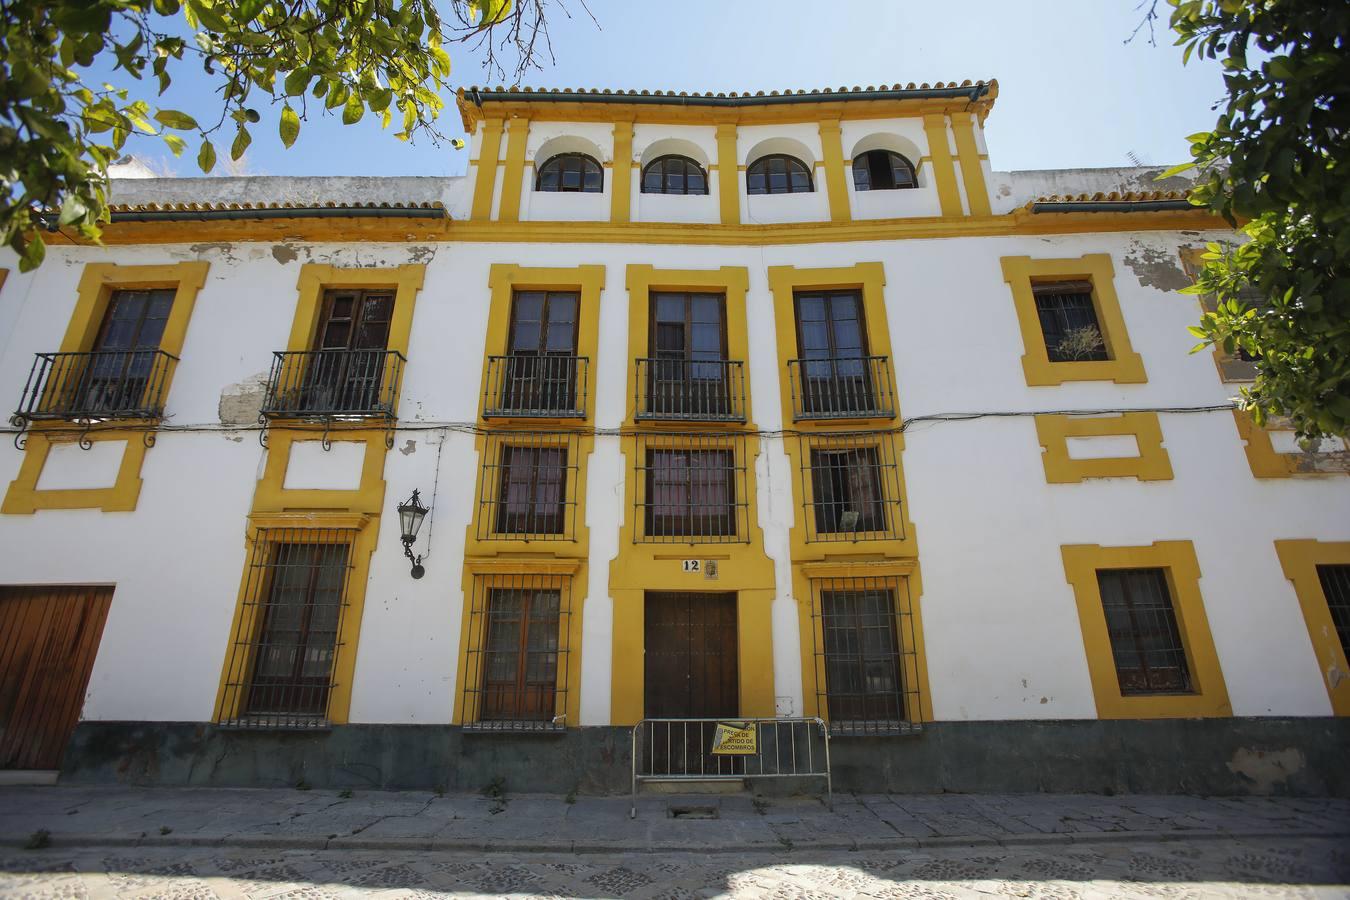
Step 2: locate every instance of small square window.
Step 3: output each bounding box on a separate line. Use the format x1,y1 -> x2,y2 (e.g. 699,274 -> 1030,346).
1033,281 -> 1109,363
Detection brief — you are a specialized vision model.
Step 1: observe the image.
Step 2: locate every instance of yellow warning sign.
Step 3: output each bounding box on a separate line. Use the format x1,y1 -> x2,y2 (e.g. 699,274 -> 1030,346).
710,721 -> 758,756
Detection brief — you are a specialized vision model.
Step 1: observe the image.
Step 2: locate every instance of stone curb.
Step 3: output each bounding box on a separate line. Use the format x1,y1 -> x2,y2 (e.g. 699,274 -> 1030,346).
5,828 -> 1347,855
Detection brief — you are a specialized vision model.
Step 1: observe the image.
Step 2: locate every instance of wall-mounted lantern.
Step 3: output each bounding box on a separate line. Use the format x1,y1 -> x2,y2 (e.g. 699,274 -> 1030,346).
397,489 -> 429,579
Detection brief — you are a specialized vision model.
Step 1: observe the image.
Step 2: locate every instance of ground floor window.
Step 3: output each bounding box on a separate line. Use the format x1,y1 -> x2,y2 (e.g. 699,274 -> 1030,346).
219,528 -> 355,729
461,572 -> 572,730
809,575 -> 921,734
1095,567 -> 1193,695
1316,564 -> 1350,663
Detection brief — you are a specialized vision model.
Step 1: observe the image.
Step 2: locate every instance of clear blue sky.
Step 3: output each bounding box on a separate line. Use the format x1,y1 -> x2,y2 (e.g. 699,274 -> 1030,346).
123,0 -> 1225,179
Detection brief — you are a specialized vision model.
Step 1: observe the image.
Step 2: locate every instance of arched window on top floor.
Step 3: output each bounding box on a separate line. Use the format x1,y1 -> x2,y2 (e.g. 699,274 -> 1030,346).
536,153 -> 603,193
641,155 -> 708,195
852,150 -> 917,191
746,154 -> 813,195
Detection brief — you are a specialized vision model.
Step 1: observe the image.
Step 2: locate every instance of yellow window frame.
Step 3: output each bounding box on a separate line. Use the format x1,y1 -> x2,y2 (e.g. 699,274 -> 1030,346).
1275,540 -> 1350,716
1061,541 -> 1230,719
1001,254 -> 1146,386
1035,412 -> 1173,483
1232,410 -> 1350,478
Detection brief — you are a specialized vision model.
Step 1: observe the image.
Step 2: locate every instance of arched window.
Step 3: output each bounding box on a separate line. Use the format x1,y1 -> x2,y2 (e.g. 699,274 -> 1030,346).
641,155 -> 708,195
536,153 -> 603,193
852,150 -> 917,191
746,155 -> 813,195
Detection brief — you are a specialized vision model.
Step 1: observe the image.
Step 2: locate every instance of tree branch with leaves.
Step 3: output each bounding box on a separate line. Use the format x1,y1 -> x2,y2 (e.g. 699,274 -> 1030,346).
1,0 -> 587,270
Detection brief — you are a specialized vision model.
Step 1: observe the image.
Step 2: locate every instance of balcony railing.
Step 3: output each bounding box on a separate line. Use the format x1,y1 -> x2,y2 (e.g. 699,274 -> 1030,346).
635,358 -> 746,423
787,356 -> 896,421
260,349 -> 405,420
13,350 -> 177,422
483,354 -> 588,419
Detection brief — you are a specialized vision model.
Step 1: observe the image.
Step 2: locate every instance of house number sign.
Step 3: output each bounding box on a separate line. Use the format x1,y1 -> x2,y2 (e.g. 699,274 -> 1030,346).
683,559 -> 719,579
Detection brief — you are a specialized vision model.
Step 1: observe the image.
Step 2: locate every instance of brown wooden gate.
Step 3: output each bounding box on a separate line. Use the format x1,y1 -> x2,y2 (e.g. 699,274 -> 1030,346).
0,586 -> 113,770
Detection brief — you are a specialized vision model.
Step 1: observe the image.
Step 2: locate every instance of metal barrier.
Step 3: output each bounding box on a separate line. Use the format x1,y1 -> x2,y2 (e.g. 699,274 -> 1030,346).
630,717 -> 831,817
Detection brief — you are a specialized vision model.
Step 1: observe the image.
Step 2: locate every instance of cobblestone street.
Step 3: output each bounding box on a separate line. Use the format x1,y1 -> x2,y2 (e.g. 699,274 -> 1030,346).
2,837 -> 1348,898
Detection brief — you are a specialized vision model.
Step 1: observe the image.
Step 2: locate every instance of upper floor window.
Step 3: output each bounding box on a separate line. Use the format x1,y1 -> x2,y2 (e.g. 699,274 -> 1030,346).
852,150 -> 917,191
642,155 -> 708,195
536,153 -> 602,193
1033,281 -> 1110,363
747,154 -> 812,195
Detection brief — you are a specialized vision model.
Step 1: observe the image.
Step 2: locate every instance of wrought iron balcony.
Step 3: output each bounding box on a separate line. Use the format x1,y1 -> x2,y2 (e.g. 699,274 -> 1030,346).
635,358 -> 746,423
787,356 -> 896,421
260,349 -> 405,420
483,354 -> 587,419
13,350 -> 177,423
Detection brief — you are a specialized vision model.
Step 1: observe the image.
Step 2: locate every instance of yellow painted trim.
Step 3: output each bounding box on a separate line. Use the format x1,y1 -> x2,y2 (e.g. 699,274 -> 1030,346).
478,264 -> 606,426
1062,541 -> 1231,719
470,117 -> 505,221
715,123 -> 740,225
623,265 -> 753,428
1001,254 -> 1147,386
253,428 -> 389,515
1035,412 -> 1173,483
289,264 -> 423,359
2,431 -> 146,514
3,261 -> 207,515
950,112 -> 991,217
818,119 -> 851,223
793,563 -> 933,724
1276,540 -> 1350,716
496,118 -> 530,223
57,207 -> 1226,247
921,113 -> 962,217
212,513 -> 377,725
610,121 -> 634,224
1232,410 -> 1350,478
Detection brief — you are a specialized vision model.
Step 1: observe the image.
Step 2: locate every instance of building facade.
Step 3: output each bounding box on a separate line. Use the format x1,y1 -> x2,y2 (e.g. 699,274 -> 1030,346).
1,81 -> 1347,795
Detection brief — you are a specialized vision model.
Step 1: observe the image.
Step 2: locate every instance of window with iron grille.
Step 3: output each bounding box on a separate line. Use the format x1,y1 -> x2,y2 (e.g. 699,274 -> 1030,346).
218,529 -> 355,729
635,435 -> 748,543
1316,564 -> 1350,664
1033,281 -> 1110,363
810,576 -> 921,735
478,433 -> 581,541
461,573 -> 571,730
79,288 -> 175,415
798,434 -> 904,542
1096,568 -> 1194,695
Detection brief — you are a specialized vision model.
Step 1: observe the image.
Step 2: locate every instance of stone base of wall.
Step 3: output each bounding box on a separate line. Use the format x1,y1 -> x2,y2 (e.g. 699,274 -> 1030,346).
58,718 -> 1350,797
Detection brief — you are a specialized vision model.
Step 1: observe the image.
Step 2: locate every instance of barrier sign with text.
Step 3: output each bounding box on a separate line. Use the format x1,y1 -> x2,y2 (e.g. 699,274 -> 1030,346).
710,721 -> 758,756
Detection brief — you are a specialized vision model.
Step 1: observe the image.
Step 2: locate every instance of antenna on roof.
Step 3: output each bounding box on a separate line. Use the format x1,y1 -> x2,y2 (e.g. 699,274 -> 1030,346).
1125,150 -> 1148,167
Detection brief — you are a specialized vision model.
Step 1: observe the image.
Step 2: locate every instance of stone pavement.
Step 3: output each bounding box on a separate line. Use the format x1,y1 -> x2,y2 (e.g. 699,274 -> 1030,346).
1,837 -> 1347,898
0,786 -> 1347,853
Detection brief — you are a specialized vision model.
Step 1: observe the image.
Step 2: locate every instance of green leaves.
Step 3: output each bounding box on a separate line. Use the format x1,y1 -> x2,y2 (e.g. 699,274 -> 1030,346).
231,125 -> 252,160
279,105 -> 300,148
197,139 -> 217,173
154,109 -> 199,130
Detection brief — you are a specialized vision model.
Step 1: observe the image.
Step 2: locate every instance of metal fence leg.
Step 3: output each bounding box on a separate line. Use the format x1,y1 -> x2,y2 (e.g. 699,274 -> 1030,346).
630,724 -> 638,819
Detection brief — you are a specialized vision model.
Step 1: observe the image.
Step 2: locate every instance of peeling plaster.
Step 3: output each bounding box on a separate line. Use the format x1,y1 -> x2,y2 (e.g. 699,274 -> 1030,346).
399,439 -> 417,456
1124,242 -> 1191,292
219,372 -> 269,425
406,246 -> 438,265
189,242 -> 241,264
272,244 -> 300,264
1226,747 -> 1305,794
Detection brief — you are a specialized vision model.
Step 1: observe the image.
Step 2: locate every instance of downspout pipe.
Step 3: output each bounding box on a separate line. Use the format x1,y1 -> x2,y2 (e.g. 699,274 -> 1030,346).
1031,200 -> 1195,213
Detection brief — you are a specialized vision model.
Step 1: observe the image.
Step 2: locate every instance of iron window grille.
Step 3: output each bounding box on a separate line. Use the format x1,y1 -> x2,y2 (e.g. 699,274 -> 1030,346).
482,355 -> 588,418
260,349 -> 405,420
461,572 -> 572,731
218,528 -> 356,730
1096,567 -> 1194,695
635,358 -> 745,422
477,432 -> 582,542
634,434 -> 749,543
1033,281 -> 1111,362
747,154 -> 813,194
810,575 -> 922,735
787,356 -> 896,420
641,155 -> 709,195
14,349 -> 177,423
536,153 -> 603,192
852,150 -> 918,191
798,433 -> 905,542
1315,564 -> 1350,663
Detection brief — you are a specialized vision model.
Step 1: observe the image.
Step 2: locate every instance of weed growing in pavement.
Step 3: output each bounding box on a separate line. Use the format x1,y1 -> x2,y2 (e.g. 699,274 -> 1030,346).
338,789 -> 353,799
159,826 -> 172,835
25,829 -> 51,850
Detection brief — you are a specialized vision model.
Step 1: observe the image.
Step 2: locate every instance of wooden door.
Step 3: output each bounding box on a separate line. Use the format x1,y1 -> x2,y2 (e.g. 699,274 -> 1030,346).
0,586 -> 113,770
644,592 -> 739,775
